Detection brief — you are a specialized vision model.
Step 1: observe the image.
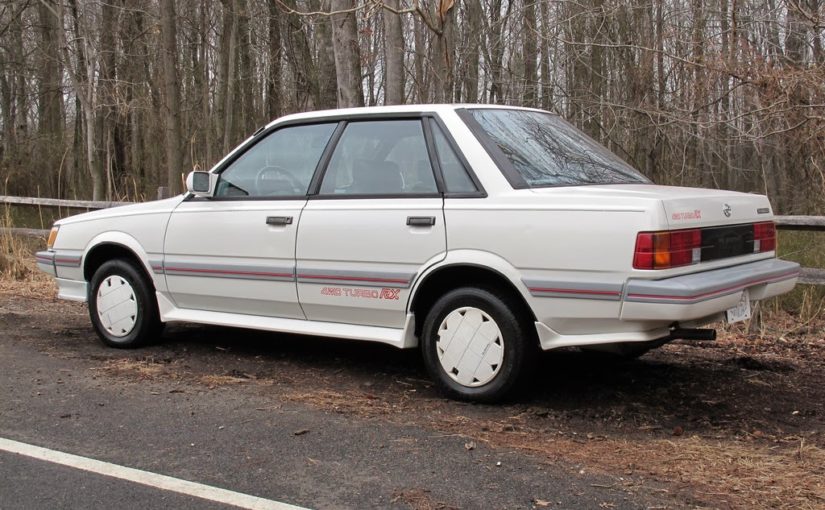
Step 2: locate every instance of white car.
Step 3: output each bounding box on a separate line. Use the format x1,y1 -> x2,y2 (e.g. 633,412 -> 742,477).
37,105 -> 800,401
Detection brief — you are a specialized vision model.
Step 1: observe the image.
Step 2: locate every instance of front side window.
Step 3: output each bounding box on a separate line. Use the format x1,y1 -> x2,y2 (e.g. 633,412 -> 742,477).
319,120 -> 438,196
466,109 -> 650,188
215,123 -> 336,198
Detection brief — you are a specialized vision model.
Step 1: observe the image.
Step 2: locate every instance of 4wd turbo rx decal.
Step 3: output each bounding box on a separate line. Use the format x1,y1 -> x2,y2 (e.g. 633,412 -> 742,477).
321,287 -> 400,300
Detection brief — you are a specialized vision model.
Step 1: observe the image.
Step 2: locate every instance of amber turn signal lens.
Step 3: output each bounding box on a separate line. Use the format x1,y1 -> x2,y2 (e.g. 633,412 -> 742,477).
47,226 -> 59,249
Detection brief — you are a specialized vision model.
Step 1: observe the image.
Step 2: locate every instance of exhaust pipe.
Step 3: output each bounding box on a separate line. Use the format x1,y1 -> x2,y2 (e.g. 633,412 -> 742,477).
670,328 -> 717,341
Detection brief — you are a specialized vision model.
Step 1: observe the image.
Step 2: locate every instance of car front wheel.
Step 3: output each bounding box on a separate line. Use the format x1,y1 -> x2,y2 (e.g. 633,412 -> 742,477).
88,259 -> 163,348
421,287 -> 534,402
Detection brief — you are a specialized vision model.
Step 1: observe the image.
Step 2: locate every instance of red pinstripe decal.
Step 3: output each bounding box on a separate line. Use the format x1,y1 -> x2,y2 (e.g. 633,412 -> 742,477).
528,287 -> 620,296
54,258 -> 80,265
627,270 -> 799,301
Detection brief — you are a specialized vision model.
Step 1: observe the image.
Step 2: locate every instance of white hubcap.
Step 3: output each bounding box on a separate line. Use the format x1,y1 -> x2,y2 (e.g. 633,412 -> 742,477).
436,307 -> 504,387
96,275 -> 138,337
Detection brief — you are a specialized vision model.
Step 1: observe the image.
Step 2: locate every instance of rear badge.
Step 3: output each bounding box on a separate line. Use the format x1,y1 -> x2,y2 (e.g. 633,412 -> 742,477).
723,203 -> 732,217
757,207 -> 770,214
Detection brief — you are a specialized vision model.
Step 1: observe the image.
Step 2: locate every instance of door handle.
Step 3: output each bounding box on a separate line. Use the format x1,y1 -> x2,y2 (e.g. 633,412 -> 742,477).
406,216 -> 436,227
266,216 -> 293,226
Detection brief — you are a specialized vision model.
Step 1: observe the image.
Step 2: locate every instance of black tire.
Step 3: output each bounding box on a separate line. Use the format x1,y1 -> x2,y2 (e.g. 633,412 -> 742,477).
421,287 -> 536,403
88,259 -> 163,348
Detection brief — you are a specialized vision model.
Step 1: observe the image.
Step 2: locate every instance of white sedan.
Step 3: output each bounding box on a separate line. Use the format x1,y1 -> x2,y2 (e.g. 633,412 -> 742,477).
37,105 -> 799,401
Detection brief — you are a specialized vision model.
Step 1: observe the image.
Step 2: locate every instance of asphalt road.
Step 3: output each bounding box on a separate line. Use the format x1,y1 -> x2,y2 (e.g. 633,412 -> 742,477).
0,303 -> 658,510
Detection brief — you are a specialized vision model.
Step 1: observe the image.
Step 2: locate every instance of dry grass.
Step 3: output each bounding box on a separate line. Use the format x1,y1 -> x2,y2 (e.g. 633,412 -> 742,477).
99,357 -> 181,380
0,207 -> 56,298
283,388 -> 825,510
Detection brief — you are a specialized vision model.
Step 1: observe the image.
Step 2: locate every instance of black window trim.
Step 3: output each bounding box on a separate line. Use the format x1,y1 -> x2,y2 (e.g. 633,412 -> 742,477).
308,113 -> 444,200
187,119 -> 343,202
186,109 -> 488,202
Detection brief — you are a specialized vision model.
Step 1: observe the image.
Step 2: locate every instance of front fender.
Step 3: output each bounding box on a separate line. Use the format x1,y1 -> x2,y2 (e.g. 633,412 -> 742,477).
83,232 -> 165,291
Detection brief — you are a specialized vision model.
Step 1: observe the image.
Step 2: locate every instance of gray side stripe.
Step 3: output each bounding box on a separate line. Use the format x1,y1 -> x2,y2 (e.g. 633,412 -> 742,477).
162,261 -> 295,282
53,252 -> 82,267
522,279 -> 623,301
296,268 -> 415,288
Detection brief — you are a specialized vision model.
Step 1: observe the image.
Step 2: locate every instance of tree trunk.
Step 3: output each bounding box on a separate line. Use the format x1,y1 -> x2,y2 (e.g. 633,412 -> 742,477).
383,0 -> 404,105
266,0 -> 282,120
431,0 -> 456,103
522,0 -> 537,106
314,0 -> 337,109
160,0 -> 183,194
330,0 -> 364,108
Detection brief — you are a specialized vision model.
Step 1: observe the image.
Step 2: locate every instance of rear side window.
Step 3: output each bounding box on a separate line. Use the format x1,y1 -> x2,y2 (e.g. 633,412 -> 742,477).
430,120 -> 477,194
319,120 -> 438,196
216,123 -> 336,198
465,109 -> 650,188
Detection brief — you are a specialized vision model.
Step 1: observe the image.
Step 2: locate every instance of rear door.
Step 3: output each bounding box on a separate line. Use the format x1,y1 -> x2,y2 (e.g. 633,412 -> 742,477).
163,122 -> 338,318
295,118 -> 446,328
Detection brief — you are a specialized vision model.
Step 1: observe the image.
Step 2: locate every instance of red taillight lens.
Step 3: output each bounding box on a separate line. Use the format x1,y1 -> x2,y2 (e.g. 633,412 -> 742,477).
753,221 -> 776,252
633,229 -> 702,269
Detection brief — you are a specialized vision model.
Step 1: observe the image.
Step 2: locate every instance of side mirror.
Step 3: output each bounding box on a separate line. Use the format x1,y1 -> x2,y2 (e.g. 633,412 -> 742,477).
185,170 -> 217,197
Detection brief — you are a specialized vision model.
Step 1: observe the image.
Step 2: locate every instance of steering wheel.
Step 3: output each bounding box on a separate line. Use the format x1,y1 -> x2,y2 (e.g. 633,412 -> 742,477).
255,166 -> 302,196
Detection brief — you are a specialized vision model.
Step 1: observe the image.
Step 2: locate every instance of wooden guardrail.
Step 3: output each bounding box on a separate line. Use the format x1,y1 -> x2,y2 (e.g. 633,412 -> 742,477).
2,195 -> 824,285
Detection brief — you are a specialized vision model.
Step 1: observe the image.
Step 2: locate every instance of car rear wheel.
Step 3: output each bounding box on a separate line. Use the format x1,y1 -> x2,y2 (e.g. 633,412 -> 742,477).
89,259 -> 163,348
421,287 -> 534,402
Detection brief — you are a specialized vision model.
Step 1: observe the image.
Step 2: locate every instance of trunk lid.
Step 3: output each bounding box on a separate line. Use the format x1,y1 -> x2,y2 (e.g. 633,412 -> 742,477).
529,184 -> 774,228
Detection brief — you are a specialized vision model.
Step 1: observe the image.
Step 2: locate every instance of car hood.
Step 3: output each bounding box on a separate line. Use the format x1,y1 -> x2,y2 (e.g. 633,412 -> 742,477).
55,196 -> 185,226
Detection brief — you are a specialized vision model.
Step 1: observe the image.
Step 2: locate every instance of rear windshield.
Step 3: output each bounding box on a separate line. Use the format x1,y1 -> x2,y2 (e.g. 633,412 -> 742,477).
465,109 -> 650,188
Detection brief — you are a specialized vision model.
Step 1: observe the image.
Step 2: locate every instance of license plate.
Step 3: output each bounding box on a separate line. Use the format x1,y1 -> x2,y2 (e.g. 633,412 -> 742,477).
726,289 -> 751,324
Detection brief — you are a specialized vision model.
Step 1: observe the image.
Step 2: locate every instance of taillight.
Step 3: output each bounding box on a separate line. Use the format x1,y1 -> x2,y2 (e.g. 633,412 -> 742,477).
633,229 -> 702,270
753,221 -> 776,252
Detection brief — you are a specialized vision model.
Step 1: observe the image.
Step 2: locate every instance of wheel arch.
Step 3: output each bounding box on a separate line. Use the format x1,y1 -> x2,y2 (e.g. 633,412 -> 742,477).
408,253 -> 537,338
83,233 -> 156,289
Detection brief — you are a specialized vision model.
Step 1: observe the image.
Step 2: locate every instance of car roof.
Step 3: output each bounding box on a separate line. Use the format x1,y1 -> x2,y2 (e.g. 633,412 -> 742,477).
266,103 -> 551,128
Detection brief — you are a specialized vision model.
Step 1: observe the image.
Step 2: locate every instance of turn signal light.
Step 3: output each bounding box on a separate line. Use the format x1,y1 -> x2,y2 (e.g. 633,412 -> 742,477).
753,221 -> 776,253
634,229 -> 702,270
47,226 -> 59,249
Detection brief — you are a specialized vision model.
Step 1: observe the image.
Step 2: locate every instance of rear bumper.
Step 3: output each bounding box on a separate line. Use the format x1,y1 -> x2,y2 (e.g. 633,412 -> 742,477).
620,258 -> 799,321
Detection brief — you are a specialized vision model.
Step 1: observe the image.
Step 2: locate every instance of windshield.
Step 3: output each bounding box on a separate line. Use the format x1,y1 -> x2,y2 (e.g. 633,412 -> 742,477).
466,109 -> 650,188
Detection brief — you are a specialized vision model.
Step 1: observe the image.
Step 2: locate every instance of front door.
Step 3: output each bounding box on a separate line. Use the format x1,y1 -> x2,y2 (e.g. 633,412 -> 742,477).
296,119 -> 447,328
163,122 -> 338,318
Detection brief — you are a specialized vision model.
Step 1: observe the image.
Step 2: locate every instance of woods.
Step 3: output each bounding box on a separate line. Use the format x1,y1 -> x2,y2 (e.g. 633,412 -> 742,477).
0,0 -> 823,213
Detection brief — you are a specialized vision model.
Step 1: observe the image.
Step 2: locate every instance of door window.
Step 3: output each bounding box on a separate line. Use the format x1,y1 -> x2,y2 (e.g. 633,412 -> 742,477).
319,120 -> 438,196
215,123 -> 336,198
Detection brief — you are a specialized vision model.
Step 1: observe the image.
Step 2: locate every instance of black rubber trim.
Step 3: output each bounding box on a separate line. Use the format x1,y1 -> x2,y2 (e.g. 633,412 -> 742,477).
309,193 -> 443,201
455,108 -> 529,190
307,121 -> 347,196
421,117 -> 447,194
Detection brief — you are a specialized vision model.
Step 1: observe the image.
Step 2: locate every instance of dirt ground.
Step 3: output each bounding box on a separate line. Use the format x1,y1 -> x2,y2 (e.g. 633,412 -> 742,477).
1,285 -> 823,509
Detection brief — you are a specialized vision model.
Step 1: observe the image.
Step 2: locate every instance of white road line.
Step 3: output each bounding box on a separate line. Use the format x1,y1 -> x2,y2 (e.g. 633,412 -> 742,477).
0,437 -> 310,510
